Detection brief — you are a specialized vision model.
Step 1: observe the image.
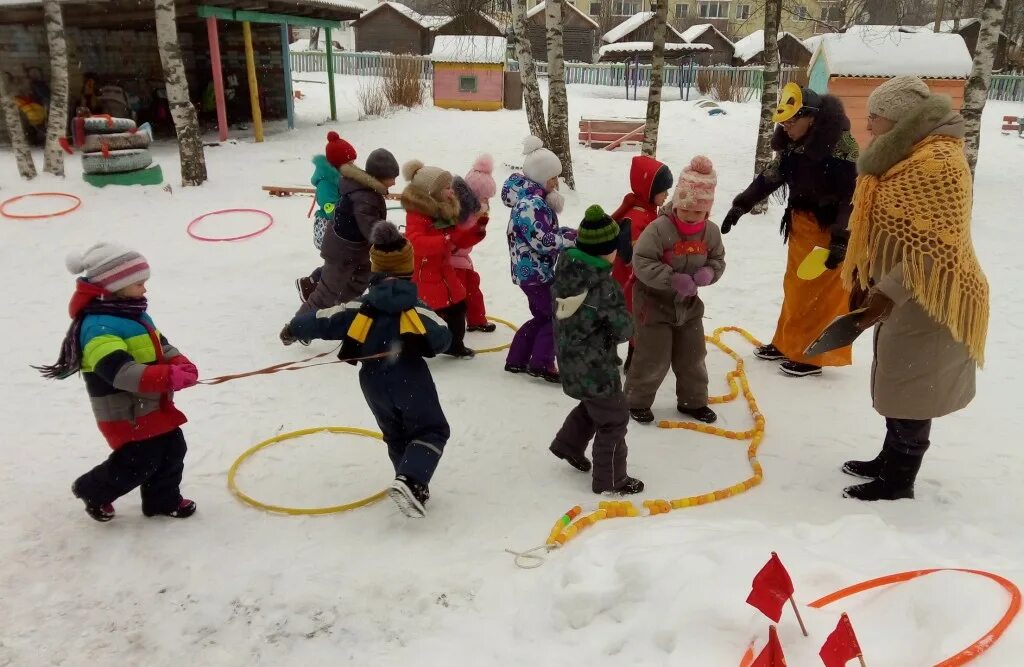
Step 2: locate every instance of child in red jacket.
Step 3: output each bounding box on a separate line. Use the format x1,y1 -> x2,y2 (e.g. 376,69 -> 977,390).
451,154 -> 498,333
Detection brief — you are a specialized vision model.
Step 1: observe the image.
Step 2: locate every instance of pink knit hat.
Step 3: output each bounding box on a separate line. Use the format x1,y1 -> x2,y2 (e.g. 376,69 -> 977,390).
672,155 -> 717,213
464,154 -> 497,201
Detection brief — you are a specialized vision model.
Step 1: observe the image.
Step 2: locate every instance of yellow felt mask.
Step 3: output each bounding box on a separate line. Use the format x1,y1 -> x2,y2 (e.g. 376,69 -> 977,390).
773,83 -> 804,123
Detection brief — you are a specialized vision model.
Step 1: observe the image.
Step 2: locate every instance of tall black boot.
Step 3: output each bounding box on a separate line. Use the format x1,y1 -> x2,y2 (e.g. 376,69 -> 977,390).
842,448 -> 887,480
843,450 -> 923,501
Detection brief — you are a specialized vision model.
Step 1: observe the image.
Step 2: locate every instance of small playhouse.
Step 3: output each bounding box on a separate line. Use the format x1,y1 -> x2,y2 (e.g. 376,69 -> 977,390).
430,35 -> 507,111
808,28 -> 973,148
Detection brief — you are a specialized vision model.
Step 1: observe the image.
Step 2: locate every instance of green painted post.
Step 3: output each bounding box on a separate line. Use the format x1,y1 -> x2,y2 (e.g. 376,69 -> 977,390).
326,27 -> 337,121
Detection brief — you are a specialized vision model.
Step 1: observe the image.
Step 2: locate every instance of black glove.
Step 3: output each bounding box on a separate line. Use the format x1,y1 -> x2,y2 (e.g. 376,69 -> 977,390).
617,218 -> 633,264
825,240 -> 847,270
721,206 -> 744,234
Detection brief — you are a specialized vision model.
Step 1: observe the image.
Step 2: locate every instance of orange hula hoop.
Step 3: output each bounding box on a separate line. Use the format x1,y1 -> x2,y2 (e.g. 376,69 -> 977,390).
0,192 -> 82,220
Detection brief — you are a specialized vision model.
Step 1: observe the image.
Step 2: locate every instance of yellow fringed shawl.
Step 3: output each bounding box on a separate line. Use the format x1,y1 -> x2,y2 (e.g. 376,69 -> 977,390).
841,135 -> 989,366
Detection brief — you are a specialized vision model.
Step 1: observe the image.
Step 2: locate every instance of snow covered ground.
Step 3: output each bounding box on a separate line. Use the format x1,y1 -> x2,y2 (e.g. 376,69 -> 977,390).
2,76 -> 1023,666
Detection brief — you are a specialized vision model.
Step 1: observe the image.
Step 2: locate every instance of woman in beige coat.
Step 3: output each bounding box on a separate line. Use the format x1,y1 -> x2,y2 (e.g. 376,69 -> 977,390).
840,76 -> 990,501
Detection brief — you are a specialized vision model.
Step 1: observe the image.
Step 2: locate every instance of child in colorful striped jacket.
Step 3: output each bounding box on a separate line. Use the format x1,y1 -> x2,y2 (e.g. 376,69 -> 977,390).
37,244 -> 198,523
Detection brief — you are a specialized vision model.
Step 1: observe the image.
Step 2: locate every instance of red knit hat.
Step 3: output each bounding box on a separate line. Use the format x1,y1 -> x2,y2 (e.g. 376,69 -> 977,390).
325,131 -> 357,168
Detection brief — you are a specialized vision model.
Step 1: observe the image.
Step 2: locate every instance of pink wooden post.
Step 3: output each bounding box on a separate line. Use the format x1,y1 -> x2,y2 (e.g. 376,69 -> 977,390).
206,16 -> 229,142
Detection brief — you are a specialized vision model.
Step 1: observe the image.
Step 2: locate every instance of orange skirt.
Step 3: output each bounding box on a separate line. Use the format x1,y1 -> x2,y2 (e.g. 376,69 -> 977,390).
772,210 -> 852,367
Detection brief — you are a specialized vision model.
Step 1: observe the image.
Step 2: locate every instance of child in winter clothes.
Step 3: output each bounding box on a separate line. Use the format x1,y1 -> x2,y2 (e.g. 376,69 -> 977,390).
450,154 -> 498,333
551,206 -> 644,495
37,244 -> 198,522
503,135 -> 577,382
296,131 -> 358,302
625,156 -> 726,426
283,147 -> 400,345
402,160 -> 477,358
284,223 -> 452,518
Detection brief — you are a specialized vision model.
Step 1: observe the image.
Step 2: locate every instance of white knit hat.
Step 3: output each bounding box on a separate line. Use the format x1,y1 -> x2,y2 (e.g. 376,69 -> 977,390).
66,243 -> 151,293
868,75 -> 932,121
672,155 -> 717,213
522,135 -> 562,185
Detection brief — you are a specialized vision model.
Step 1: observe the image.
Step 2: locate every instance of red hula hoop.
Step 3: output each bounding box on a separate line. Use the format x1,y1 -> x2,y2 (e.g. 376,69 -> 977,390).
0,192 -> 82,220
187,208 -> 274,242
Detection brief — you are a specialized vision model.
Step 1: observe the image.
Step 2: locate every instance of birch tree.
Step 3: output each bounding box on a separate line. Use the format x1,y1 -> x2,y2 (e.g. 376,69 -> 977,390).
963,0 -> 1007,176
642,0 -> 669,157
752,0 -> 783,214
512,0 -> 549,144
42,0 -> 69,176
0,71 -> 37,179
545,0 -> 574,188
154,0 -> 208,186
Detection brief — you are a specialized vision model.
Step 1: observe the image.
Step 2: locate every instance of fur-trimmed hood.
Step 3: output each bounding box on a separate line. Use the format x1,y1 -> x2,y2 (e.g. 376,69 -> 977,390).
340,162 -> 389,197
771,94 -> 852,161
401,183 -> 460,226
858,95 -> 966,177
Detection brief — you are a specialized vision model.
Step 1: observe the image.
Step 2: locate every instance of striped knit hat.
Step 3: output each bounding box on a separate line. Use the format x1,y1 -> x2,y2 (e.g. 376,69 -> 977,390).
576,205 -> 620,257
673,155 -> 717,213
65,243 -> 150,293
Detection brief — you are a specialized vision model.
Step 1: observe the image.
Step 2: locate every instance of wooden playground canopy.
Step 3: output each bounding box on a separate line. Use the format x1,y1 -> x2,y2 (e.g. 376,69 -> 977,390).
0,0 -> 363,142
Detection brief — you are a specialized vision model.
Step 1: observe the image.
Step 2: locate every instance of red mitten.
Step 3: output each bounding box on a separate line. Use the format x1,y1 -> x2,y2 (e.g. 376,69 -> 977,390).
168,365 -> 199,391
450,224 -> 483,250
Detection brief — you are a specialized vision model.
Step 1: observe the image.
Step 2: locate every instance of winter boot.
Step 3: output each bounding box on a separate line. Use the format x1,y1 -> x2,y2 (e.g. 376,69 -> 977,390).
144,498 -> 197,518
388,475 -> 429,518
295,276 -> 316,303
678,405 -> 718,424
467,323 -> 497,333
780,361 -> 822,377
504,362 -> 527,374
550,445 -> 592,473
843,450 -> 923,501
842,449 -> 886,480
72,481 -> 114,522
630,408 -> 655,424
528,367 -> 560,384
623,346 -> 634,373
444,346 -> 476,359
594,476 -> 645,495
754,344 -> 787,361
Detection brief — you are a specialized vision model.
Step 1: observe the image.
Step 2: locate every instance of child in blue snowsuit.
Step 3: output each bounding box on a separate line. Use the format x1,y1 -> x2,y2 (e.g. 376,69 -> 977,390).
283,222 -> 451,517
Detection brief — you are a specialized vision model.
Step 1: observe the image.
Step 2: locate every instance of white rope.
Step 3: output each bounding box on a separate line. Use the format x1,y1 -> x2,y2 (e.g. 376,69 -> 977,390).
505,544 -> 555,569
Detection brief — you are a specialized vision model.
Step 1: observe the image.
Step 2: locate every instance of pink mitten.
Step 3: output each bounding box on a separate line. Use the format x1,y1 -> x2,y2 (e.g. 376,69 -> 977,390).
671,272 -> 697,298
693,266 -> 715,287
168,364 -> 199,391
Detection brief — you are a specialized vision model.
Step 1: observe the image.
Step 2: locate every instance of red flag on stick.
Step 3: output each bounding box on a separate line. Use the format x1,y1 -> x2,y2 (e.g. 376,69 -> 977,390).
751,625 -> 788,667
819,613 -> 865,667
746,553 -> 796,622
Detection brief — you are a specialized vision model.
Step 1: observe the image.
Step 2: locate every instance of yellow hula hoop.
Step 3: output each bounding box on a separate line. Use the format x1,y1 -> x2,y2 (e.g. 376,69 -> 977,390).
227,426 -> 389,515
472,316 -> 519,354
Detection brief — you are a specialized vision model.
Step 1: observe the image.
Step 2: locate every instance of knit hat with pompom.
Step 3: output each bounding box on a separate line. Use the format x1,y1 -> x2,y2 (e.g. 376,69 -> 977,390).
369,221 -> 414,277
464,154 -> 497,202
325,131 -> 357,168
672,155 -> 717,214
576,204 -> 620,257
402,159 -> 453,198
66,243 -> 150,294
522,135 -> 562,186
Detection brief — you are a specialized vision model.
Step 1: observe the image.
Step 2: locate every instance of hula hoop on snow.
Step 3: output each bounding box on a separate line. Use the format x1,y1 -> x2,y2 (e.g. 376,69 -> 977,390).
187,208 -> 274,242
472,316 -> 519,354
0,192 -> 82,220
228,426 -> 388,515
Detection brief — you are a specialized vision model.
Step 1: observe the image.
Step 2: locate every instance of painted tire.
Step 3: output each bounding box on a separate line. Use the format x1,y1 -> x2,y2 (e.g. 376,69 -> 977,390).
82,116 -> 136,134
82,132 -> 150,153
82,149 -> 153,175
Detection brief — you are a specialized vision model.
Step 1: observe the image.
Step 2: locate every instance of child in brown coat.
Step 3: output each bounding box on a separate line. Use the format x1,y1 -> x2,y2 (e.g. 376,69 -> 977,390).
624,156 -> 726,425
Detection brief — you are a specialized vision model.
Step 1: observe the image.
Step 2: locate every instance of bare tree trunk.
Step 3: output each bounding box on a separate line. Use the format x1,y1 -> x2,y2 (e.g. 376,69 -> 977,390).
42,0 -> 69,176
154,0 -> 208,186
545,0 -> 574,188
0,71 -> 37,179
309,26 -> 320,49
752,0 -> 783,214
963,0 -> 1007,176
935,0 -> 949,29
511,0 -> 549,144
642,0 -> 669,157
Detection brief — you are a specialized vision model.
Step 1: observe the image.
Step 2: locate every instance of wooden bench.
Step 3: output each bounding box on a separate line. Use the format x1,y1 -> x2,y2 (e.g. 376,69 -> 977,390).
578,118 -> 646,150
1003,115 -> 1022,133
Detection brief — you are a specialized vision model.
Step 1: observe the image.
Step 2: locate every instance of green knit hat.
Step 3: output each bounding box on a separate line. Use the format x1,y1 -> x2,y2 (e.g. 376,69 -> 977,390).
576,204 -> 620,256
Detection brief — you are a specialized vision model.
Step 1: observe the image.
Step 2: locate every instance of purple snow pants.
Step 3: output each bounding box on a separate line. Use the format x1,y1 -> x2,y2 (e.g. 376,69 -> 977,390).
506,282 -> 555,372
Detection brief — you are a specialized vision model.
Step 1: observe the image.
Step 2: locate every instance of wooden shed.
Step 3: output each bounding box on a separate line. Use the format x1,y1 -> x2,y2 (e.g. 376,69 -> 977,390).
524,2 -> 599,64
732,30 -> 812,67
808,29 -> 973,148
919,19 -> 1011,71
601,11 -> 687,47
679,23 -> 734,65
431,35 -> 506,111
353,2 -> 449,55
434,13 -> 506,41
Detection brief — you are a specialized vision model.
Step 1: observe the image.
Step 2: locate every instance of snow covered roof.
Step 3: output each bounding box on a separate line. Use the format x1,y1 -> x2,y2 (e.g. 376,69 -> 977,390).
810,28 -> 973,78
526,2 -> 600,30
599,41 -> 714,56
357,2 -> 450,29
431,35 -> 507,63
681,23 -> 733,46
921,19 -> 981,33
733,30 -> 809,62
602,11 -> 655,44
803,34 -> 826,52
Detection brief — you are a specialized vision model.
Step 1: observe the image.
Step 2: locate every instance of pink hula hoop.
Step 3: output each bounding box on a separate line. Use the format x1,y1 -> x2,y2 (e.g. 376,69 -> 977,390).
187,208 -> 274,242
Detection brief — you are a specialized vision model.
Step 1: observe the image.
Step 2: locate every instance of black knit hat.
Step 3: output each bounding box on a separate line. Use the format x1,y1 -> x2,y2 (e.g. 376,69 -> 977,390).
576,205 -> 620,257
365,148 -> 400,181
651,164 -> 674,200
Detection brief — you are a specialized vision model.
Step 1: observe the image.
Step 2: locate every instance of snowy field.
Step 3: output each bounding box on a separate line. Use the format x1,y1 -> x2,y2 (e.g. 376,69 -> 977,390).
2,75 -> 1023,665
